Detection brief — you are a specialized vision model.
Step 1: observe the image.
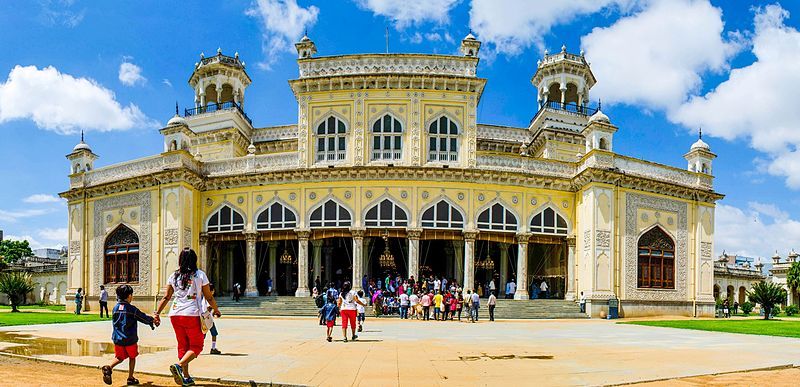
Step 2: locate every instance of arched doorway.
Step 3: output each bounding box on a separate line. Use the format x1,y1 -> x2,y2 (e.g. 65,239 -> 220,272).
713,284 -> 720,301
738,286 -> 746,305
726,285 -> 734,302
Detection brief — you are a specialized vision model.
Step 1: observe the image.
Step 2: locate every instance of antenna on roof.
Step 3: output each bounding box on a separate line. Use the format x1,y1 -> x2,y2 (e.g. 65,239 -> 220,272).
385,26 -> 389,54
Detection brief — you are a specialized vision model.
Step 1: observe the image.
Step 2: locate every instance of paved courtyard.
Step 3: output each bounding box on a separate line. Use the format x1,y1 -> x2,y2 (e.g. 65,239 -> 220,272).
1,317 -> 799,386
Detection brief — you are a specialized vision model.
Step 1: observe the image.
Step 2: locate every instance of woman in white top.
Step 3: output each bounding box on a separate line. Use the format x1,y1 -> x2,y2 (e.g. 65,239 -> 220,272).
155,248 -> 220,386
337,281 -> 365,342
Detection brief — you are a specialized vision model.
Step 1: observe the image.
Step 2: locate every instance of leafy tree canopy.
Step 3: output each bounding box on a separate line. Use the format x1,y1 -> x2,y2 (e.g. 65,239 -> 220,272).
787,261 -> 800,293
0,239 -> 34,265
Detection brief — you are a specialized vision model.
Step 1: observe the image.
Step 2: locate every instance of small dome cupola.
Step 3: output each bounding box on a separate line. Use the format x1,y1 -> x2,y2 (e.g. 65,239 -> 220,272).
531,45 -> 596,112
588,109 -> 610,124
189,48 -> 251,111
460,31 -> 481,57
581,101 -> 617,153
295,32 -> 317,59
684,128 -> 716,175
66,130 -> 98,174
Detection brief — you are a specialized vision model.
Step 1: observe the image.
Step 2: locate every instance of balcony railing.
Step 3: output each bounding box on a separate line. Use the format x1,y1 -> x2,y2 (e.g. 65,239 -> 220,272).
530,101 -> 598,126
372,150 -> 403,161
185,101 -> 252,125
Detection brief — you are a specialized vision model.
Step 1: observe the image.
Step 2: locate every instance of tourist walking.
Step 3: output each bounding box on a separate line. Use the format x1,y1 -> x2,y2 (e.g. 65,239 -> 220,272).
488,292 -> 497,321
74,288 -> 83,315
465,290 -> 473,322
421,292 -> 431,320
409,292 -> 419,319
232,282 -> 242,302
457,291 -> 464,321
540,280 -> 549,299
356,290 -> 366,332
266,277 -> 273,296
399,291 -> 409,319
470,290 -> 480,322
433,290 -> 444,321
203,283 -> 221,355
154,248 -> 221,387
449,291 -> 458,320
101,284 -> 158,386
321,294 -> 337,342
579,291 -> 587,313
337,281 -> 364,342
99,285 -> 109,318
506,279 -> 516,299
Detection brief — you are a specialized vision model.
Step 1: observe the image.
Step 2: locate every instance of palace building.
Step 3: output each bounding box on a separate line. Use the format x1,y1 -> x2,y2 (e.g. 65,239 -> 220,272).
61,34 -> 722,317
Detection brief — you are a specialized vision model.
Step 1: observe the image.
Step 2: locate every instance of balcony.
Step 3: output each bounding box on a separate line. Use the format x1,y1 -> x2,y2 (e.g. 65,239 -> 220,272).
530,101 -> 598,127
185,101 -> 252,125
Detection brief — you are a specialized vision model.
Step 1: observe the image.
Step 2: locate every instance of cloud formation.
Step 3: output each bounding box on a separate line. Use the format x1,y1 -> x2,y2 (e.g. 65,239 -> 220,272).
716,202 -> 800,259
355,0 -> 459,29
119,61 -> 146,86
23,194 -> 63,204
0,65 -> 157,134
246,0 -> 319,69
581,0 -> 741,110
671,4 -> 800,188
38,227 -> 68,243
0,208 -> 52,223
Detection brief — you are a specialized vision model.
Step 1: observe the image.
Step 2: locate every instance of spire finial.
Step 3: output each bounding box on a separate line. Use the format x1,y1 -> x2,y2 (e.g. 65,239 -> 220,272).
304,28 -> 308,37
699,127 -> 703,140
175,101 -> 179,116
598,98 -> 602,111
80,129 -> 84,143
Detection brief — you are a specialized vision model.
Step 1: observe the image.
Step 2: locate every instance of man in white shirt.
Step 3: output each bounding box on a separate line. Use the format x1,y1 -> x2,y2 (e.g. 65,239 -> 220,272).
409,293 -> 419,319
506,279 -> 516,299
399,292 -> 410,319
487,292 -> 497,321
540,281 -> 549,299
99,285 -> 109,318
579,291 -> 587,313
434,278 -> 441,293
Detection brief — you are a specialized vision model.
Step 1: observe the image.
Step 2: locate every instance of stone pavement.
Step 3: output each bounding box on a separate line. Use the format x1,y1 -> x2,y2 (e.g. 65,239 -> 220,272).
1,317 -> 799,386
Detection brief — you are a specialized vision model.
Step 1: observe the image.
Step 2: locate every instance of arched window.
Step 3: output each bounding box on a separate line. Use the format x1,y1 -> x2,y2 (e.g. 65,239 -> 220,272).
256,202 -> 297,230
477,203 -> 518,232
310,199 -> 351,227
207,205 -> 245,233
637,227 -> 675,289
428,116 -> 459,162
530,207 -> 568,235
421,200 -> 464,229
372,114 -> 403,161
365,199 -> 408,227
598,138 -> 608,150
316,116 -> 347,163
104,225 -> 139,284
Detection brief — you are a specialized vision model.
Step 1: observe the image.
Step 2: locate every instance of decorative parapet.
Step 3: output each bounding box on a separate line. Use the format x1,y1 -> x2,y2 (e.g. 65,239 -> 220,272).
297,54 -> 479,79
70,152 -> 201,189
476,154 -> 575,178
476,124 -> 531,143
579,151 -> 713,190
252,125 -> 298,142
202,152 -> 298,177
539,52 -> 587,68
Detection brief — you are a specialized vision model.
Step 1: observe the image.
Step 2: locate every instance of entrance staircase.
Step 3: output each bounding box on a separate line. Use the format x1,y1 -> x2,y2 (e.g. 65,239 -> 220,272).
217,296 -> 587,319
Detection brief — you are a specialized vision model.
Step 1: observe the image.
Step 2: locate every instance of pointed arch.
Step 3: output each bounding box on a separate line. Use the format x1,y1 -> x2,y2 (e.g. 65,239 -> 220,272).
477,201 -> 518,232
309,198 -> 352,228
636,225 -> 675,289
529,205 -> 569,235
364,197 -> 409,227
255,199 -> 298,230
104,224 -> 140,284
370,113 -> 404,161
426,113 -> 460,162
314,113 -> 348,163
420,198 -> 464,229
206,203 -> 246,233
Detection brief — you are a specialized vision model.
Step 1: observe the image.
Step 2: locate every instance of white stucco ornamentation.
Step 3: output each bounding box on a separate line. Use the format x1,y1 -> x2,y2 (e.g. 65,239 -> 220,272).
298,55 -> 478,78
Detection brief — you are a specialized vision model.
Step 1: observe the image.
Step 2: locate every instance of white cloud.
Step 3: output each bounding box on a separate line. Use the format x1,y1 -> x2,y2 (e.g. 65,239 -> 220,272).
39,0 -> 85,28
355,0 -> 458,29
580,0 -> 741,110
0,208 -> 53,223
671,4 -> 800,188
162,79 -> 172,87
246,0 -> 319,69
23,194 -> 63,204
716,202 -> 800,259
470,0 -> 638,56
0,65 -> 157,135
37,228 -> 68,243
4,234 -> 46,249
118,61 -> 146,86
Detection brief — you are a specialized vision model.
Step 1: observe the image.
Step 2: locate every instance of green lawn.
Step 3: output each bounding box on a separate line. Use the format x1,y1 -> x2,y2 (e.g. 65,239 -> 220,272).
622,319 -> 800,338
0,312 -> 104,327
0,304 -> 65,312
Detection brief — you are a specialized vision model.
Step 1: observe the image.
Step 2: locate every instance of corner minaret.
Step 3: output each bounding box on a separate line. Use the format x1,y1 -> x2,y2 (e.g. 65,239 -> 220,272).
531,45 -> 595,110
189,48 -> 251,110
295,33 -> 317,59
460,32 -> 481,57
581,105 -> 617,153
684,129 -> 716,174
66,130 -> 98,174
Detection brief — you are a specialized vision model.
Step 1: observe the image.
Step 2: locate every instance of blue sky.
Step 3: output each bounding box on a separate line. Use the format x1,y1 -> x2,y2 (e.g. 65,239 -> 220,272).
1,0 -> 799,260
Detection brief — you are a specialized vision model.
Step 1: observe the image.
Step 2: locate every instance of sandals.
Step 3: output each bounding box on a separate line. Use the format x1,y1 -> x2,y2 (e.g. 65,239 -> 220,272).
127,377 -> 140,385
101,365 -> 112,385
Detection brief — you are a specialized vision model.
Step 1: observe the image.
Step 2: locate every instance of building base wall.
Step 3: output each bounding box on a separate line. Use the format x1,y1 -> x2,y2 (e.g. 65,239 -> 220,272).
588,300 -> 715,318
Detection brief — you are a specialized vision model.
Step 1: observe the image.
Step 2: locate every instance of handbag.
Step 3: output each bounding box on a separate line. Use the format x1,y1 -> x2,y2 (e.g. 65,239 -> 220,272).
193,274 -> 214,334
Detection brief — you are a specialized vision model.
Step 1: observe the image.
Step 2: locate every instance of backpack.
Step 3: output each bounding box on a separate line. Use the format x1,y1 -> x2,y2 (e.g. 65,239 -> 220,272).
315,294 -> 324,308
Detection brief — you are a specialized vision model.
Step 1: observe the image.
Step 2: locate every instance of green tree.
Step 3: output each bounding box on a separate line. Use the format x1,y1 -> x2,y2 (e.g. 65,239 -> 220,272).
787,261 -> 800,301
0,239 -> 34,266
0,271 -> 35,312
748,281 -> 787,320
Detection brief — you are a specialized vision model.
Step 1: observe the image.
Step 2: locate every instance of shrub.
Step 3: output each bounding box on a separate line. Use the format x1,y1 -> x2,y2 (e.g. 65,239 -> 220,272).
0,271 -> 34,312
741,301 -> 754,316
785,304 -> 799,316
748,281 -> 787,320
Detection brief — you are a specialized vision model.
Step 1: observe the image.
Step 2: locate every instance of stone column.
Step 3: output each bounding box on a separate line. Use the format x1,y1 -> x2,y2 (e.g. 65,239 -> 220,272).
244,231 -> 259,297
514,233 -> 531,300
311,240 -> 323,289
407,228 -> 422,280
565,236 -> 577,301
295,229 -> 311,297
463,231 -> 478,291
499,242 -> 509,296
452,241 -> 463,285
198,233 -> 210,271
268,242 -> 277,294
323,245 -> 334,283
351,228 -> 366,288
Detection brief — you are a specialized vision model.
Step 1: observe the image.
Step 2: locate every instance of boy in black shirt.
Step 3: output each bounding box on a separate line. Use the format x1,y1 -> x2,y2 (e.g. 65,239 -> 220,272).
101,285 -> 159,385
